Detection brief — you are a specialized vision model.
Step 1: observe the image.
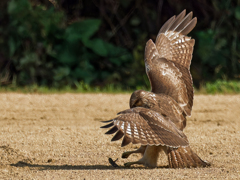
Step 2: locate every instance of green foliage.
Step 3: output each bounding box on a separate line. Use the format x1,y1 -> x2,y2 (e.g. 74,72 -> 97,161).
0,82 -> 133,94
0,0 -> 240,92
1,80 -> 239,94
194,0 -> 240,82
1,0 -> 133,88
199,80 -> 240,94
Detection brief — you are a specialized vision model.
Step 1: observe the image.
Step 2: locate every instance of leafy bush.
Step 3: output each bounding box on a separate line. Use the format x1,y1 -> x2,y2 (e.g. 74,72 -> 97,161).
193,0 -> 240,82
0,0 -> 239,91
1,0 -> 133,88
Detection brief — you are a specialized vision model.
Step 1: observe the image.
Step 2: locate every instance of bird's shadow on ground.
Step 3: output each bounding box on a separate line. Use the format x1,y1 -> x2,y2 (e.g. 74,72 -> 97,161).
10,161 -> 168,170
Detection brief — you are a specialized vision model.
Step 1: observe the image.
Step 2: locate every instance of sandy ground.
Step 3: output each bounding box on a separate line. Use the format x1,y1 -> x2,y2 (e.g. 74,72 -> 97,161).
0,93 -> 239,179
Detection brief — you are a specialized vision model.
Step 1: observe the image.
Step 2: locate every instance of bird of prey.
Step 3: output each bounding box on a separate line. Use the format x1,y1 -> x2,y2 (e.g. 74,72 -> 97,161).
101,10 -> 210,168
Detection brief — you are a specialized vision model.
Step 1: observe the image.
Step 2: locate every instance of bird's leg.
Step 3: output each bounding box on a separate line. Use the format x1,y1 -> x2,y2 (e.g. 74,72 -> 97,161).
122,145 -> 147,159
124,145 -> 163,168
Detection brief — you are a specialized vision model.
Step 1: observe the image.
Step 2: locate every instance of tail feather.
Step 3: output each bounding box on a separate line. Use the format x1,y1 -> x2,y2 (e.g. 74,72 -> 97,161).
167,146 -> 210,168
174,148 -> 186,168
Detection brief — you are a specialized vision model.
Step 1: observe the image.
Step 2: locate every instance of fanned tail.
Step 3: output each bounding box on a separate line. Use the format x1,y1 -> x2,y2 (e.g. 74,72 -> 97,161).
167,146 -> 210,168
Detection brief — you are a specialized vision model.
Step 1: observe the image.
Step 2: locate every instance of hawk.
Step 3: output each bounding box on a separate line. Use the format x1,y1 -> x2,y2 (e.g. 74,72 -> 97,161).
101,10 -> 210,168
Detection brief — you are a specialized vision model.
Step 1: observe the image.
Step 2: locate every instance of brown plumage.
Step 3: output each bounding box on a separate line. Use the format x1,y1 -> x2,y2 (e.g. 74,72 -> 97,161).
145,10 -> 196,115
102,107 -> 189,147
129,90 -> 186,130
167,146 -> 210,168
101,10 -> 210,168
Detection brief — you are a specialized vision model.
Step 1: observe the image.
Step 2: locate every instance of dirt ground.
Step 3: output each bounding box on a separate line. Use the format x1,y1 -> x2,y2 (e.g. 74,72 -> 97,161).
0,93 -> 239,179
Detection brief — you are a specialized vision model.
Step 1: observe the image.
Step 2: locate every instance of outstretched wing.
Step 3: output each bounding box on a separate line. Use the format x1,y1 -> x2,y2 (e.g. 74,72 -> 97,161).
144,10 -> 197,116
153,94 -> 187,131
145,40 -> 189,115
156,10 -> 196,69
101,107 -> 188,147
172,62 -> 194,116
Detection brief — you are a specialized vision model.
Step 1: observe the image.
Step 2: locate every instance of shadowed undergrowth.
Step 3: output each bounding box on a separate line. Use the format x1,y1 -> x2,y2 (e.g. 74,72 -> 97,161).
0,80 -> 240,94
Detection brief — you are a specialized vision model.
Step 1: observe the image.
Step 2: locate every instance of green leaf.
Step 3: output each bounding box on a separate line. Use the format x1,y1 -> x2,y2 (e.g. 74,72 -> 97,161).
235,6 -> 240,20
195,30 -> 215,64
71,67 -> 96,84
19,53 -> 40,69
8,0 -> 31,15
54,67 -> 70,81
57,47 -> 78,65
84,38 -> 108,57
66,19 -> 101,42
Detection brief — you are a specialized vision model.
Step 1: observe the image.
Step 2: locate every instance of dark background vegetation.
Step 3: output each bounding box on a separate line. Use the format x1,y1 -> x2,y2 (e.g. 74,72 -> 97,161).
0,0 -> 239,91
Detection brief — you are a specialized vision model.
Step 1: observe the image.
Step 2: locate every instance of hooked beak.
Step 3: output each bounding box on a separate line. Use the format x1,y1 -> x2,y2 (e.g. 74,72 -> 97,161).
130,97 -> 143,108
129,98 -> 137,108
129,90 -> 145,108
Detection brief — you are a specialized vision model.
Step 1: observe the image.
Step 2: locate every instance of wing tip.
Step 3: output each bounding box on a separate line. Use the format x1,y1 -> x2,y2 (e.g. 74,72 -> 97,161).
192,17 -> 198,26
105,126 -> 118,134
144,39 -> 158,61
101,119 -> 114,123
146,39 -> 154,46
101,122 -> 114,128
180,9 -> 186,16
121,134 -> 132,147
159,10 -> 197,36
111,130 -> 124,141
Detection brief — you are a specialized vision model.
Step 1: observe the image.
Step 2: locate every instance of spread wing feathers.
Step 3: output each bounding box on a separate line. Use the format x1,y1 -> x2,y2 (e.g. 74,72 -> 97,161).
101,107 -> 189,147
170,62 -> 194,116
145,40 -> 189,110
144,39 -> 160,72
155,10 -> 197,69
153,94 -> 186,130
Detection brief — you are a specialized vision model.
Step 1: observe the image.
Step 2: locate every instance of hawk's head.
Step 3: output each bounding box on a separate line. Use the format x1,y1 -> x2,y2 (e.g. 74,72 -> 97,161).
130,90 -> 156,109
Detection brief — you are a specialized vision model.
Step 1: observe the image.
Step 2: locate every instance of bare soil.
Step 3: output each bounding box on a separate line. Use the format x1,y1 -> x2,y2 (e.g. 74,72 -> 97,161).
0,93 -> 239,179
